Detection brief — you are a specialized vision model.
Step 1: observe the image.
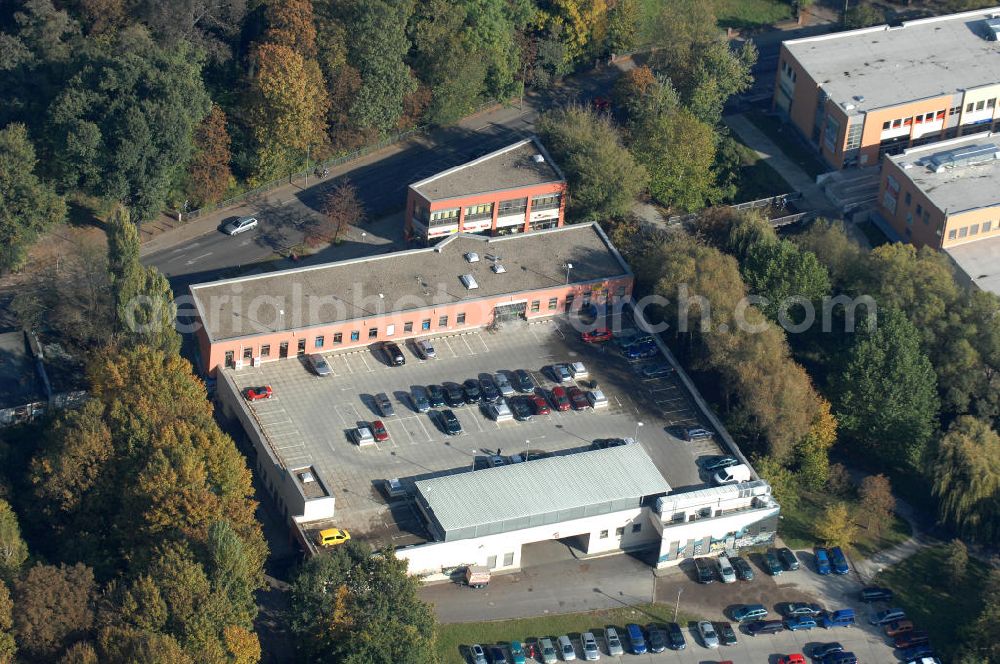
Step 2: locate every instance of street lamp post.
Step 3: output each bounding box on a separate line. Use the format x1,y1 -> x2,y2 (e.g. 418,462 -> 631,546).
674,587 -> 683,622
635,421 -> 644,443
524,439 -> 530,462
565,262 -> 573,285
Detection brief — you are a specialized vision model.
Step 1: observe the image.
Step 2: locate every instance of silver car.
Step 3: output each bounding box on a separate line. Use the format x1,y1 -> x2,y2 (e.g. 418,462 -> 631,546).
557,635 -> 576,661
470,644 -> 487,664
581,632 -> 600,661
539,638 -> 558,664
697,620 -> 719,648
494,372 -> 515,397
307,354 -> 332,376
604,627 -> 624,656
222,215 -> 258,235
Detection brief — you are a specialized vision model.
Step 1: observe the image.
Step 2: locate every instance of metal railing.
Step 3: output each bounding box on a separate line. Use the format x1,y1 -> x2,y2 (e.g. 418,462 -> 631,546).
664,191 -> 803,226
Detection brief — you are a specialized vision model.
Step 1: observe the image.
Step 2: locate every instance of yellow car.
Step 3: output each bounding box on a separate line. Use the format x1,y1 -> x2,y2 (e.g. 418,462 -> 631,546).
316,528 -> 351,547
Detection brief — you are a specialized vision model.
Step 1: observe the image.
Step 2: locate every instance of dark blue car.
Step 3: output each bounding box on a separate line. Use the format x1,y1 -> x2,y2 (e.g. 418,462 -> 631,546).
900,644 -> 934,660
829,546 -> 850,574
814,547 -> 832,575
625,342 -> 658,360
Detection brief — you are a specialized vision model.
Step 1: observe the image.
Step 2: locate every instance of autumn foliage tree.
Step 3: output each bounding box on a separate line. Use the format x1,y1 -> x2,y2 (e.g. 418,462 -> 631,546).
858,474 -> 896,537
13,563 -> 95,659
309,179 -> 365,244
187,104 -> 232,207
815,502 -> 858,550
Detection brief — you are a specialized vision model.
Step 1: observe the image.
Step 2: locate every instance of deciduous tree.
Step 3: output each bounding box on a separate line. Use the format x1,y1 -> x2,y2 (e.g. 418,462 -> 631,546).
0,122 -> 67,271
630,107 -> 717,212
858,474 -> 895,536
0,583 -> 15,664
347,0 -> 416,133
944,538 -> 969,586
309,179 -> 365,244
187,105 -> 232,207
931,416 -> 1000,544
0,499 -> 28,583
814,502 -> 858,550
14,562 -> 95,659
751,454 -> 797,511
606,0 -> 639,53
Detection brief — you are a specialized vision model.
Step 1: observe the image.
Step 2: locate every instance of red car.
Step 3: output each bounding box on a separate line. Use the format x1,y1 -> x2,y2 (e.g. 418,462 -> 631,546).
371,420 -> 389,442
550,386 -> 571,411
567,386 -> 590,410
778,655 -> 806,664
531,394 -> 551,415
244,385 -> 272,401
581,328 -> 613,344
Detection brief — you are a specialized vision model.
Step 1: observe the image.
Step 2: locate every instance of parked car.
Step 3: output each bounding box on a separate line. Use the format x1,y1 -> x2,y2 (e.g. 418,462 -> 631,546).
860,586 -> 894,602
531,394 -> 551,415
777,547 -> 800,570
222,215 -> 258,235
684,427 -> 714,441
777,655 -> 806,664
440,409 -> 462,435
494,372 -> 515,397
717,553 -> 736,583
604,627 -> 624,656
352,425 -> 375,446
443,382 -> 465,407
646,625 -> 666,653
427,384 -> 446,408
714,463 -> 751,485
486,401 -> 513,422
411,386 -> 431,413
899,644 -> 934,661
479,375 -> 501,402
703,456 -> 739,473
509,397 -> 534,421
625,342 -> 658,359
550,386 -> 571,411
370,420 -> 389,442
556,635 -> 575,661
470,644 -> 488,664
306,354 -> 332,376
885,619 -> 915,637
381,341 -> 405,366
551,363 -> 573,383
784,616 -> 817,631
894,631 -> 930,649
745,620 -> 784,636
509,641 -> 527,664
587,389 -> 608,409
593,437 -> 634,449
582,328 -> 613,343
374,392 -> 394,416
382,477 -> 406,499
665,622 -> 686,650
829,546 -> 850,574
567,386 -> 590,410
487,455 -> 505,468
416,338 -> 436,359
820,609 -> 856,629
639,362 -> 673,378
697,621 -> 719,648
315,527 -> 350,547
716,622 -> 737,646
244,385 -> 272,401
730,604 -> 768,622
488,646 -> 507,664
810,643 -> 844,659
513,369 -> 535,392
814,547 -> 832,575
625,624 -> 646,654
764,551 -> 783,576
783,603 -> 822,617
731,556 -> 755,581
821,652 -> 857,664
693,557 -> 715,583
870,608 -> 907,626
580,632 -> 599,661
538,638 -> 557,664
462,379 -> 483,403
617,333 -> 653,348
569,361 -> 588,379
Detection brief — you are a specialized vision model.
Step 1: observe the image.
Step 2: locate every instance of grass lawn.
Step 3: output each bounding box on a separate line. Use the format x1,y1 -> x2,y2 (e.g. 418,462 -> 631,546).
715,0 -> 793,29
745,109 -> 830,180
729,139 -> 794,203
778,490 -> 911,557
875,545 -> 988,661
436,603 -> 701,663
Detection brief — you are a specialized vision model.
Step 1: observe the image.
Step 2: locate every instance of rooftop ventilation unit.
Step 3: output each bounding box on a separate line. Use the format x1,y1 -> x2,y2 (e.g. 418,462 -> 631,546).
532,154 -> 545,163
985,17 -> 1000,40
464,252 -> 479,263
298,471 -> 315,483
460,274 -> 479,290
491,263 -> 506,274
927,144 -> 1000,172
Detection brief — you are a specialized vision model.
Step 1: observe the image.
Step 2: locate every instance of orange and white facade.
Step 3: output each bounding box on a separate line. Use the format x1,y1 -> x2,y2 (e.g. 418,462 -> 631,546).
404,137 -> 567,244
774,8 -> 1000,169
190,223 -> 633,376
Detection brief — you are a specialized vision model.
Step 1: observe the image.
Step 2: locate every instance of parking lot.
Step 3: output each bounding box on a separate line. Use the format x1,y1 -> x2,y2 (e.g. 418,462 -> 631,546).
229,313 -> 730,547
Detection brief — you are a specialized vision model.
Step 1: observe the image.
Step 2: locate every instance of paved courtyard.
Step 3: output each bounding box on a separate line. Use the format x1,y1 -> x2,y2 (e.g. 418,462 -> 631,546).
228,315 -> 729,548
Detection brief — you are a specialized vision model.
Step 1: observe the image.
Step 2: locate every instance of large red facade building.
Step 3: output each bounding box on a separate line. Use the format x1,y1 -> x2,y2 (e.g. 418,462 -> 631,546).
404,137 -> 568,244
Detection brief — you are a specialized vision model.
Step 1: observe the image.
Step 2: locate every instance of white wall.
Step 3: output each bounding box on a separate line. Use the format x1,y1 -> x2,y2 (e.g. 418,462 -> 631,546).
651,505 -> 780,568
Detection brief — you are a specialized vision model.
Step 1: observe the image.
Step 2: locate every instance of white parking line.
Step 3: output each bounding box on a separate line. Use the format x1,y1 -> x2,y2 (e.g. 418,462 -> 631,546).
442,337 -> 459,359
358,353 -> 373,372
474,334 -> 489,353
461,335 -> 475,355
414,416 -> 433,442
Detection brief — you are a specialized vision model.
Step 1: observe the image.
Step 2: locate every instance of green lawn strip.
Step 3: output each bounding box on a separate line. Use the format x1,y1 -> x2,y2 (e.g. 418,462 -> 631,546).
714,0 -> 793,29
436,603 -> 701,663
874,545 -> 987,661
745,109 -> 830,179
731,141 -> 794,202
777,490 -> 912,555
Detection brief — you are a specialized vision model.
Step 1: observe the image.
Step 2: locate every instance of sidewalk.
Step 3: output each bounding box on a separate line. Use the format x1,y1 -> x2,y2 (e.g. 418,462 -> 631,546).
724,113 -> 839,217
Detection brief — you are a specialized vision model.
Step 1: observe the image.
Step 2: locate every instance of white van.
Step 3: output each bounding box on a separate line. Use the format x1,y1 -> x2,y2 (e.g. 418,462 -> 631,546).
714,463 -> 752,485
717,553 -> 737,583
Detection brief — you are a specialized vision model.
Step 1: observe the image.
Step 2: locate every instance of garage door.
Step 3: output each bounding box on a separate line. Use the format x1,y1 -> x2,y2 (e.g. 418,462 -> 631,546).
493,302 -> 527,321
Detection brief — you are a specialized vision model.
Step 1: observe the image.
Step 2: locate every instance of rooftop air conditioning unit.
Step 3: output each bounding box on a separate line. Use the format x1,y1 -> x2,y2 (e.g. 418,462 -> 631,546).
298,471 -> 315,483
532,154 -> 545,163
464,252 -> 479,263
491,263 -> 506,274
460,274 -> 479,290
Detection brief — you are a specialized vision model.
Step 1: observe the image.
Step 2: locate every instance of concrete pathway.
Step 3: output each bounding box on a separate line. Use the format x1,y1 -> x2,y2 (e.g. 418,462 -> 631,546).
724,113 -> 839,217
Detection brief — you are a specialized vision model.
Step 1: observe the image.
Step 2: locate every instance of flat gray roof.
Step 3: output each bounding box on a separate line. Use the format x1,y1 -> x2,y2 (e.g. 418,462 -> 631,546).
415,444 -> 671,541
890,133 -> 1000,214
190,223 -> 630,342
946,234 -> 1000,295
410,137 -> 564,202
784,7 -> 1000,114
